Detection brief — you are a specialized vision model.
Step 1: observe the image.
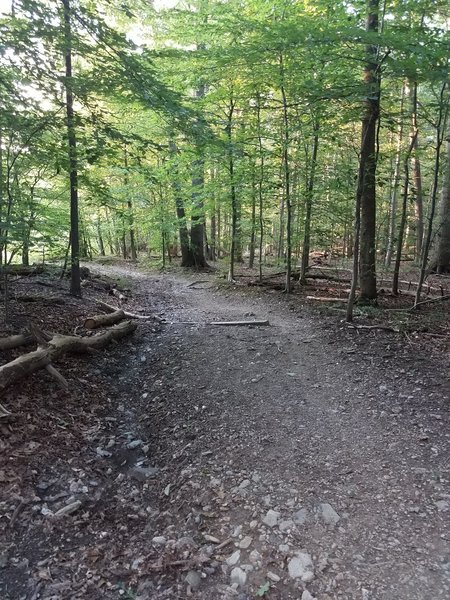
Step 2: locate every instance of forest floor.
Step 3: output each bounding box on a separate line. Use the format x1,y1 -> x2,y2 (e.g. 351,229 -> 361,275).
1,261 -> 450,600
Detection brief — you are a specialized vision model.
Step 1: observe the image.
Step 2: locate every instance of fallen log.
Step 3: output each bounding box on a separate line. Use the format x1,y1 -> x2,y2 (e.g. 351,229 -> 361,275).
0,333 -> 34,351
84,309 -> 125,330
0,320 -> 137,394
96,300 -> 164,322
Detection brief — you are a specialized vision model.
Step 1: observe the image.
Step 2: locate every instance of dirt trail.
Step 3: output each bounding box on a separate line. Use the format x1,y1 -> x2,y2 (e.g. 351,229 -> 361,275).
2,265 -> 450,600
94,265 -> 450,599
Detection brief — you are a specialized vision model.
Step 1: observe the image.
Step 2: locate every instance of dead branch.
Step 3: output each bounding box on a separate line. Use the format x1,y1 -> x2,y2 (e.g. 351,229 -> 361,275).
347,323 -> 400,333
412,294 -> 450,309
110,288 -> 127,303
0,320 -> 137,394
96,300 -> 164,322
84,309 -> 125,330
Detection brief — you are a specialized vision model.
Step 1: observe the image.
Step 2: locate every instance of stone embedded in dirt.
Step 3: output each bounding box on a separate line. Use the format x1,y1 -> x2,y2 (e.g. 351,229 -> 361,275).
54,500 -> 82,517
319,503 -> 340,525
230,567 -> 247,587
287,552 -> 314,582
249,550 -> 262,566
239,479 -> 250,489
239,536 -> 253,549
129,466 -> 159,482
127,439 -> 144,449
262,509 -> 280,527
185,570 -> 201,590
293,508 -> 308,525
302,591 -> 316,600
435,500 -> 449,511
267,571 -> 280,582
226,550 -> 241,566
96,446 -> 112,458
279,519 -> 294,533
151,536 -> 167,546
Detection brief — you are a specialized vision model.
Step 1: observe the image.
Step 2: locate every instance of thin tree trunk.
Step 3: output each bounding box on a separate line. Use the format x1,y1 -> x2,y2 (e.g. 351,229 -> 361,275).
62,0 -> 81,297
385,84 -> 405,267
97,217 -> 105,256
169,140 -> 193,266
359,0 -> 380,301
249,164 -> 256,269
190,84 -> 208,268
409,81 -> 424,262
124,146 -> 137,261
280,55 -> 292,293
392,132 -> 417,294
256,101 -> 265,284
227,96 -> 237,282
300,120 -> 319,284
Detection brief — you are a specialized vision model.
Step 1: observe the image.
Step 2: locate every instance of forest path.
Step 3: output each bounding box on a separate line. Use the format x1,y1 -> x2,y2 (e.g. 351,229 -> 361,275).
93,263 -> 450,600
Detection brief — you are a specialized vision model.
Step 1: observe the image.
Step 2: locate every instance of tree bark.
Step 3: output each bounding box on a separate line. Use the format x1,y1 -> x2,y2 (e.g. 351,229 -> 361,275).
359,0 -> 380,301
62,0 -> 81,297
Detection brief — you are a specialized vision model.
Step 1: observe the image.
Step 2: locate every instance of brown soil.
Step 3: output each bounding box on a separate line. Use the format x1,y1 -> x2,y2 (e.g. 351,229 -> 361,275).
1,263 -> 449,600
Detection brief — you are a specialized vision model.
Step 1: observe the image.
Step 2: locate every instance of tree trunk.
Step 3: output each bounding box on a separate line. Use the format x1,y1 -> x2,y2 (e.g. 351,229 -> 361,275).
429,124 -> 450,273
249,165 -> 256,269
227,96 -> 237,282
62,0 -> 81,297
300,120 -> 319,284
415,84 -> 449,304
189,86 -> 208,268
392,132 -> 417,294
359,0 -> 380,302
124,147 -> 137,261
97,217 -> 105,256
280,59 -> 292,294
385,84 -> 405,267
409,81 -> 424,262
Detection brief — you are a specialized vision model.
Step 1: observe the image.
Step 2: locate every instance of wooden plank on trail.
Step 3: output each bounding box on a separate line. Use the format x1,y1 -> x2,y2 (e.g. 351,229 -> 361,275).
210,320 -> 270,326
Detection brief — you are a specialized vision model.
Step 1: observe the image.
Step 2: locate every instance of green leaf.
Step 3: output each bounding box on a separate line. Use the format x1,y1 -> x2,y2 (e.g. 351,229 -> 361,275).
256,581 -> 270,597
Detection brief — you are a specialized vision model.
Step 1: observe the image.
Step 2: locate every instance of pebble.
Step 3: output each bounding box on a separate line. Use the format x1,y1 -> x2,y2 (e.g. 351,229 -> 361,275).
152,536 -> 167,546
239,536 -> 253,549
129,466 -> 159,481
302,591 -> 316,600
226,550 -> 241,566
230,567 -> 247,587
279,519 -> 294,532
287,552 -> 314,582
293,508 -> 308,524
185,570 -> 201,590
267,571 -> 280,582
263,509 -> 280,527
319,503 -> 340,525
239,479 -> 250,489
54,500 -> 82,517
